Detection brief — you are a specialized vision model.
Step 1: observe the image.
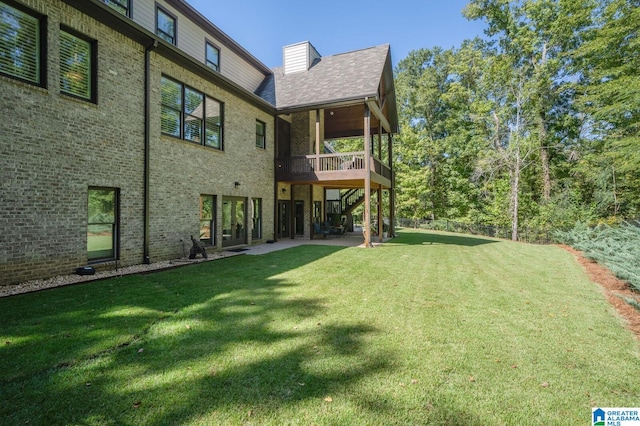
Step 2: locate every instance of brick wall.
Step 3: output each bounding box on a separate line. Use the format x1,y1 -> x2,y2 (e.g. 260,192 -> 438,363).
0,0 -> 275,286
1,0 -> 146,285
146,55 -> 274,260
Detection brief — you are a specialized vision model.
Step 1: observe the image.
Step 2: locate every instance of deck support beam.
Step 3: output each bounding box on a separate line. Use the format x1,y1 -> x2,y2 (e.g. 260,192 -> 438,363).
377,186 -> 383,242
364,104 -> 372,247
389,133 -> 395,237
315,109 -> 321,159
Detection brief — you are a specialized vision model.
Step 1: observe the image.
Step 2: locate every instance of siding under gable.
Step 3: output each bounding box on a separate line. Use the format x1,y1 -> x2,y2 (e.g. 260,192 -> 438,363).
132,0 -> 267,92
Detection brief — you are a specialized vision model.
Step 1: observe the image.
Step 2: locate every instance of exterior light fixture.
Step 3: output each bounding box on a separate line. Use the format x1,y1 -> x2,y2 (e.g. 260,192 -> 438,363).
234,181 -> 240,188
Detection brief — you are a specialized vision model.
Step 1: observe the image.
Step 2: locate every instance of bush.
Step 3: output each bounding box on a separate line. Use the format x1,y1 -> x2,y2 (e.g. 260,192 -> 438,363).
555,221 -> 640,292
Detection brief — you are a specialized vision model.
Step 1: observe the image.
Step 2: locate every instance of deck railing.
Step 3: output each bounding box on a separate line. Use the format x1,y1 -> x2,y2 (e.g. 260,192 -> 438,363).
275,152 -> 391,179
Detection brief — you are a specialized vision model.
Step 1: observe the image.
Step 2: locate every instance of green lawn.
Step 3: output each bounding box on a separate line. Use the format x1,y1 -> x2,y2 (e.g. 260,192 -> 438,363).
1,229 -> 639,425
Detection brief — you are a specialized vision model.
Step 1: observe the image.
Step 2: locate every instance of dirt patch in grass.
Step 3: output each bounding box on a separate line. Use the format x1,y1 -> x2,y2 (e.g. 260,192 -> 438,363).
560,244 -> 640,340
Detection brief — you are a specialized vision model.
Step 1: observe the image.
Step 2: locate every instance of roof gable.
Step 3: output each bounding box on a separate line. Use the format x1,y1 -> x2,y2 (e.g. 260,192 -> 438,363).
260,44 -> 391,111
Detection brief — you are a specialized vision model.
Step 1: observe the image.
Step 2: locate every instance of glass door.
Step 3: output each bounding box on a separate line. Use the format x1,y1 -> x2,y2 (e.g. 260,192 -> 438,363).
222,197 -> 246,247
277,201 -> 291,239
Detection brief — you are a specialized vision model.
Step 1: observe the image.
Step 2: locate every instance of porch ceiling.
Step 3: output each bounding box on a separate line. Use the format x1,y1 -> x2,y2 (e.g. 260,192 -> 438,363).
324,104 -> 382,140
281,178 -> 391,190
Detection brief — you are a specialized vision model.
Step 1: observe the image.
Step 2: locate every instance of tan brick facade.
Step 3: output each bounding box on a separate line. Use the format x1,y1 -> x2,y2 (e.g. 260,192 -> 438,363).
0,0 -> 274,285
147,55 -> 274,260
1,0 -> 397,286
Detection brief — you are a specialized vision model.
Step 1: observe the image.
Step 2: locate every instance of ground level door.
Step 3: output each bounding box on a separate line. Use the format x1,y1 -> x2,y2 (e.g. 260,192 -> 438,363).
222,197 -> 246,247
277,201 -> 291,239
294,200 -> 304,236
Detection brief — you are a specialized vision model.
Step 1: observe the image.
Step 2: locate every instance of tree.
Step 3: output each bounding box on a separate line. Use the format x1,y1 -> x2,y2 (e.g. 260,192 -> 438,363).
395,48 -> 453,220
464,0 -> 597,203
573,0 -> 640,217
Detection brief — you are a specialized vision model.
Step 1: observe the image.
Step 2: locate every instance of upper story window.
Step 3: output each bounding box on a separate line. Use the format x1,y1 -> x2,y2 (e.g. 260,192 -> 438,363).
161,75 -> 223,150
0,0 -> 46,86
156,6 -> 176,45
256,120 -> 266,149
60,27 -> 97,102
205,41 -> 219,71
100,0 -> 130,17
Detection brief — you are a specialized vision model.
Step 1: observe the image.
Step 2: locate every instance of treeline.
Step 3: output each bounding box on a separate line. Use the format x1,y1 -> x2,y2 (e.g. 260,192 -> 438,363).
394,0 -> 640,240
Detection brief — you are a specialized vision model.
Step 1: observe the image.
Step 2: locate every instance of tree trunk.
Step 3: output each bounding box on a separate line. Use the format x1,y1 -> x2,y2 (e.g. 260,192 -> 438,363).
510,158 -> 521,242
429,163 -> 436,221
538,110 -> 552,202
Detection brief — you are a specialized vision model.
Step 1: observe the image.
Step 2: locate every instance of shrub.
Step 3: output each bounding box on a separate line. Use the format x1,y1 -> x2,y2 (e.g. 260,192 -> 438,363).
555,221 -> 640,292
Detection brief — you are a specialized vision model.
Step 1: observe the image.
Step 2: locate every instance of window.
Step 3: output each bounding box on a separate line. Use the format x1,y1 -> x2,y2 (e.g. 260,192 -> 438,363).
0,1 -> 45,85
60,28 -> 96,102
100,0 -> 130,17
252,198 -> 262,239
156,6 -> 175,45
256,120 -> 266,149
87,187 -> 118,261
200,195 -> 215,245
205,41 -> 219,71
161,75 -> 223,149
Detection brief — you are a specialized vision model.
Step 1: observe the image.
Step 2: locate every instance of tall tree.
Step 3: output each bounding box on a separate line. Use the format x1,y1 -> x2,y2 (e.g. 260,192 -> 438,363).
464,0 -> 597,203
395,48 -> 455,220
573,0 -> 640,217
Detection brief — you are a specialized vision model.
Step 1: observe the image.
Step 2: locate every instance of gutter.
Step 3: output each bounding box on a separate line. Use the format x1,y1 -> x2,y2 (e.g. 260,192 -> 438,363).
143,39 -> 158,264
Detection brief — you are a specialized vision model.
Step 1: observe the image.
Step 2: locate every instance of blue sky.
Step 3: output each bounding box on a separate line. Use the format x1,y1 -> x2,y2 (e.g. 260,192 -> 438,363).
186,0 -> 488,69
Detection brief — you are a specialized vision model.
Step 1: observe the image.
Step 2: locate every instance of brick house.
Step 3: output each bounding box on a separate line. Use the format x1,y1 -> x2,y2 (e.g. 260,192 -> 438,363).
0,0 -> 398,286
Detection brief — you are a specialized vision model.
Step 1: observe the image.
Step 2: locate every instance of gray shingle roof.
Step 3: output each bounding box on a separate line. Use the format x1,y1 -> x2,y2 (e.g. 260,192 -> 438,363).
257,44 -> 391,110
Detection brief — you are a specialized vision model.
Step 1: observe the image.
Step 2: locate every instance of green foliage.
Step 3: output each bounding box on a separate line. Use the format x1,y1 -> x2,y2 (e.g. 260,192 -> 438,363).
572,0 -> 640,218
555,221 -> 640,292
621,296 -> 640,312
394,0 -> 640,234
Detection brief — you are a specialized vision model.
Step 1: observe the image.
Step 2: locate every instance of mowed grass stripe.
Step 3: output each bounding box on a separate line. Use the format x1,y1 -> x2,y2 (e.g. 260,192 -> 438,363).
0,229 -> 638,425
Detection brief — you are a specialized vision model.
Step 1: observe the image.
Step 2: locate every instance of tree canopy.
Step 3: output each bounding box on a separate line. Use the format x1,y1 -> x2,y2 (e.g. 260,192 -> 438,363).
394,0 -> 639,234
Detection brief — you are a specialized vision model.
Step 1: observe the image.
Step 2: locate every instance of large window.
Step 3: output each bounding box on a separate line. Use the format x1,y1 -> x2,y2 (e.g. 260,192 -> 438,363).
256,120 -> 266,149
200,195 -> 215,245
100,0 -> 130,17
252,198 -> 262,239
60,28 -> 96,102
156,6 -> 175,45
87,187 -> 118,261
205,41 -> 219,71
0,1 -> 45,85
161,75 -> 223,149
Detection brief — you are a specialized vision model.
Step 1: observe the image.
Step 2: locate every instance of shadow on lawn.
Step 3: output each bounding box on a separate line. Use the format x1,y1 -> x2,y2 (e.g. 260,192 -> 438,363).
0,245 -> 422,424
392,229 -> 499,247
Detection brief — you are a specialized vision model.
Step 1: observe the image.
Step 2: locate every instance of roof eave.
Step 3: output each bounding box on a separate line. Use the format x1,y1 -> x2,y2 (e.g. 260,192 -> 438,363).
276,95 -> 378,115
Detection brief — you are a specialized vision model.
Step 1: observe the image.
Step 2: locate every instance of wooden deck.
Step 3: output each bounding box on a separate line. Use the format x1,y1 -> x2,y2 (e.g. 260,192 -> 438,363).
275,151 -> 392,188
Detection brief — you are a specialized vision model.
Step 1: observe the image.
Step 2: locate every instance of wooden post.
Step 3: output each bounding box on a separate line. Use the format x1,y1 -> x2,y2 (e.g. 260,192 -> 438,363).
377,186 -> 383,242
364,104 -> 372,247
388,133 -> 395,237
378,122 -> 382,160
315,109 -> 321,167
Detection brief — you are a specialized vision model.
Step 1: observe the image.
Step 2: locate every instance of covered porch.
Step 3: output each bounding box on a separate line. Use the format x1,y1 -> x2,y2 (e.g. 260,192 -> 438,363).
275,106 -> 395,247
269,43 -> 398,247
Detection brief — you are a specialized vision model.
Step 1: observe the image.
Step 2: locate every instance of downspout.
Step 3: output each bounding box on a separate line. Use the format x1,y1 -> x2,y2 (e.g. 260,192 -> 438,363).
143,39 -> 158,264
273,116 -> 279,242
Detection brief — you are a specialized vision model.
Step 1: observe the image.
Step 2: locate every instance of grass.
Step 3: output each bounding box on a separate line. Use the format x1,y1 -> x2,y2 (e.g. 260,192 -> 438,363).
1,229 -> 639,425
